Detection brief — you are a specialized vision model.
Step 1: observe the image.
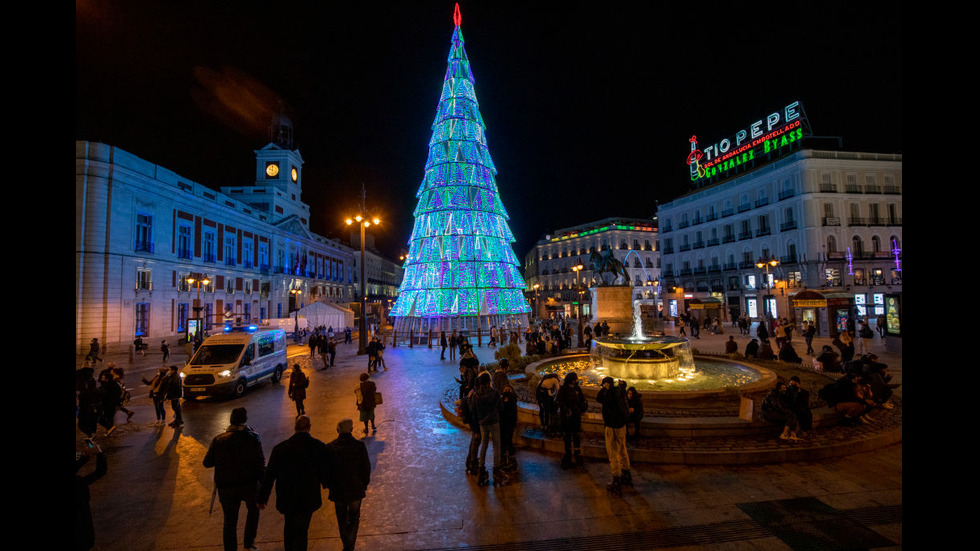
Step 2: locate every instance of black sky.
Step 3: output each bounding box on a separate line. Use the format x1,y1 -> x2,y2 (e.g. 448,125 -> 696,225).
76,0 -> 903,260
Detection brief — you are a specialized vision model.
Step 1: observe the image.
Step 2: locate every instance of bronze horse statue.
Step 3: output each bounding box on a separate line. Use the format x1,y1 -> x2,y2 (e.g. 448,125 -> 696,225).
589,249 -> 631,285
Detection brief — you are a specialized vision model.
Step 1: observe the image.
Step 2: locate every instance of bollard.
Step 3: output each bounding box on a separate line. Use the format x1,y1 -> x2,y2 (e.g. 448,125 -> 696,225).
477,326 -> 482,347
409,329 -> 414,348
129,344 -> 136,364
392,329 -> 397,348
428,329 -> 433,348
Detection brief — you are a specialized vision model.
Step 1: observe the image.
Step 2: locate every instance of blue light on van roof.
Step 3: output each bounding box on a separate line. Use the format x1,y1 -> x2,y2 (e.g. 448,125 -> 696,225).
223,323 -> 260,333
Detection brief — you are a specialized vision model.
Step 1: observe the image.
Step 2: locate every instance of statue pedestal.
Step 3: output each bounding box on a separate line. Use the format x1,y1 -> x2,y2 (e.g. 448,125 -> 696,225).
590,285 -> 634,336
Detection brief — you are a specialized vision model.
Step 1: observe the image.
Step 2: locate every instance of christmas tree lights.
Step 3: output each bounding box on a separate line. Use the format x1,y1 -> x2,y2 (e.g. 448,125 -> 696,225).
391,4 -> 530,335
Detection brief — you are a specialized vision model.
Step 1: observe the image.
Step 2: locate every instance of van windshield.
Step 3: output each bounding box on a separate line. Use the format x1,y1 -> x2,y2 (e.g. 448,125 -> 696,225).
190,344 -> 244,365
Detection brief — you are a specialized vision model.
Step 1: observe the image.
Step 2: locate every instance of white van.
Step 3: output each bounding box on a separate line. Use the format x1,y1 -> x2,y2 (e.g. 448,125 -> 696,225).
181,326 -> 287,398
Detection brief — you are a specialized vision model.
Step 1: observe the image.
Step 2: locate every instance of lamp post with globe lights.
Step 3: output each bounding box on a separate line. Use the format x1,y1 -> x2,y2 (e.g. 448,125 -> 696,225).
346,213 -> 380,355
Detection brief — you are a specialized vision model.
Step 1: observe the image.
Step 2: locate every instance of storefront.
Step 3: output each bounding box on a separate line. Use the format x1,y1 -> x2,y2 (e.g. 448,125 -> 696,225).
790,289 -> 855,338
686,297 -> 724,324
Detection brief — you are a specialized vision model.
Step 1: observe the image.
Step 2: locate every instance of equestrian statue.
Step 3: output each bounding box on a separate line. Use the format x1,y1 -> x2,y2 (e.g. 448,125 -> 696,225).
589,249 -> 631,286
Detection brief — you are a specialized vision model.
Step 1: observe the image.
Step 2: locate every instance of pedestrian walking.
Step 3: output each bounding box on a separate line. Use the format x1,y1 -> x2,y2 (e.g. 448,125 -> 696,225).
440,331 -> 448,360
288,364 -> 309,416
160,339 -> 170,363
258,415 -> 329,551
85,338 -> 103,364
110,365 -> 135,422
328,337 -> 337,367
141,367 -> 169,425
133,335 -> 146,356
324,418 -> 372,551
97,365 -> 123,437
163,364 -> 184,428
355,373 -> 378,434
203,407 -> 265,551
76,439 -> 107,551
596,377 -> 632,495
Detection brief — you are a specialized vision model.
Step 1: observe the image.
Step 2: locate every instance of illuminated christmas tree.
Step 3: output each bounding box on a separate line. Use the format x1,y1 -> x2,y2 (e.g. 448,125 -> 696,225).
391,4 -> 530,336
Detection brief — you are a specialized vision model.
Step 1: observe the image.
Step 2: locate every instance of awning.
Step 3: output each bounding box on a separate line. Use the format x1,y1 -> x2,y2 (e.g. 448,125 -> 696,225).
791,289 -> 854,308
687,297 -> 723,309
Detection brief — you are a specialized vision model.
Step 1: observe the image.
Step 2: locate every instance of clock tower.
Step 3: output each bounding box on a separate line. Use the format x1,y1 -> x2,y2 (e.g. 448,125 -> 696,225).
254,113 -> 304,193
221,113 -> 312,228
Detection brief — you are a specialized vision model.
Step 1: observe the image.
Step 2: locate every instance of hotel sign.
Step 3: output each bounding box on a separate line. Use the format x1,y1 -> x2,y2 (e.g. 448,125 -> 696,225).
686,101 -> 808,185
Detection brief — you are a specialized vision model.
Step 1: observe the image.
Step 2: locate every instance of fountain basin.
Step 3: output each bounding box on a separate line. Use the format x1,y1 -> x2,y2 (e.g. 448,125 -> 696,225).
592,335 -> 691,380
525,353 -> 776,407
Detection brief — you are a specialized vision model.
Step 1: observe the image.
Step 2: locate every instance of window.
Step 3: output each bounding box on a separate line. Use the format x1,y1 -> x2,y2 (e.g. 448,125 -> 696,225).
136,268 -> 152,290
243,239 -> 254,268
203,231 -> 216,263
177,303 -> 188,333
224,235 -> 237,266
177,224 -> 192,259
135,214 -> 153,253
135,303 -> 150,336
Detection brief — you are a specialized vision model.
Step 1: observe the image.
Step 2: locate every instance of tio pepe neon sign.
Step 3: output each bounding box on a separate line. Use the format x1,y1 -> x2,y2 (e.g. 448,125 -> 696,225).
687,101 -> 805,182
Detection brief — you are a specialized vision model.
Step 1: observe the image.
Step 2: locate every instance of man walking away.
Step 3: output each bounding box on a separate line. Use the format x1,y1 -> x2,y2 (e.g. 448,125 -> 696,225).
258,415 -> 329,551
596,377 -> 632,496
203,407 -> 265,551
324,419 -> 372,551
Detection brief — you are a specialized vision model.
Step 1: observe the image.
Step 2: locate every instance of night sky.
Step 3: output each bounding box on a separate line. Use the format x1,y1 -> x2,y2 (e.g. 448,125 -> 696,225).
76,1 -> 903,260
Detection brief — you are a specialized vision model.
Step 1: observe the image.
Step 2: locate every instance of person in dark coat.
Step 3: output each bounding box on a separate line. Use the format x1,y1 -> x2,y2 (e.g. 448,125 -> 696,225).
440,331 -> 448,360
77,377 -> 101,438
97,366 -> 123,436
203,407 -> 266,551
468,372 -> 503,486
357,373 -> 377,434
596,377 -> 632,494
76,442 -> 107,551
163,365 -> 184,428
258,415 -> 329,551
744,338 -> 760,359
324,419 -> 372,551
556,372 -> 588,469
499,384 -> 519,474
288,364 -> 309,416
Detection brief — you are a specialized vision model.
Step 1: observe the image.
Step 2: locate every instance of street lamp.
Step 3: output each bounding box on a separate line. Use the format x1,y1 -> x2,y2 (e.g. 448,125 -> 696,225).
346,213 -> 380,355
187,274 -> 211,340
571,264 -> 584,346
756,255 -> 779,319
532,283 -> 540,321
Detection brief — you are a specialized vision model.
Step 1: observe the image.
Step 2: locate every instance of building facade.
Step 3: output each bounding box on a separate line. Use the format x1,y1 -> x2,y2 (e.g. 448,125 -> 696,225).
656,148 -> 902,335
524,217 -> 660,320
75,137 -> 368,354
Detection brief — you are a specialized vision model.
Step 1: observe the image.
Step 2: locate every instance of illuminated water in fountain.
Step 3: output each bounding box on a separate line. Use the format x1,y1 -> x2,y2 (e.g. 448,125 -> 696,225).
535,300 -> 762,392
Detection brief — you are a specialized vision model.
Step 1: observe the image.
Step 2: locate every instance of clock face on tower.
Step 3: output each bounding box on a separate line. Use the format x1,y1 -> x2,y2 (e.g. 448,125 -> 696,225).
291,167 -> 298,182
265,162 -> 279,177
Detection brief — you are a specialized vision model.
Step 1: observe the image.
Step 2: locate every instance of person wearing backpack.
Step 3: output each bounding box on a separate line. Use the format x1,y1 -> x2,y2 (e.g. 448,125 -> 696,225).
596,377 -> 632,495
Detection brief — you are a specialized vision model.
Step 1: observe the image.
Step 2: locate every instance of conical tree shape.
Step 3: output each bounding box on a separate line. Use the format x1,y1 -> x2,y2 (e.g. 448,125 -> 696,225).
391,6 -> 530,334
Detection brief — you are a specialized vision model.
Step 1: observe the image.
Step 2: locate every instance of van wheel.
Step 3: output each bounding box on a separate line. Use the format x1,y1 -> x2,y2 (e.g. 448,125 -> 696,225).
271,365 -> 284,384
232,379 -> 247,398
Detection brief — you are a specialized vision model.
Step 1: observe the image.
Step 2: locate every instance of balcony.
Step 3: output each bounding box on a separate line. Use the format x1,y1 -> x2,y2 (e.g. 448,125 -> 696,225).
819,184 -> 838,193
755,227 -> 771,237
778,189 -> 796,201
780,220 -> 798,232
177,248 -> 192,260
822,217 -> 841,226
